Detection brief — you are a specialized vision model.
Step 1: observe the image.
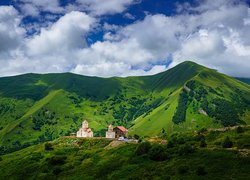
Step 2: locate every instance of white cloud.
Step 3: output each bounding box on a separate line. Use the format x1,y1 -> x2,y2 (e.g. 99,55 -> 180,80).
20,3 -> 39,17
19,0 -> 64,15
18,0 -> 137,17
26,11 -> 96,56
124,13 -> 135,20
179,29 -> 226,59
0,6 -> 25,52
1,0 -> 250,78
76,0 -> 136,16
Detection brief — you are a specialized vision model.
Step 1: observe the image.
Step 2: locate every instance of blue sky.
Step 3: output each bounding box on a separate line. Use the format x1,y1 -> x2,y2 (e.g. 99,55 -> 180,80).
0,0 -> 250,77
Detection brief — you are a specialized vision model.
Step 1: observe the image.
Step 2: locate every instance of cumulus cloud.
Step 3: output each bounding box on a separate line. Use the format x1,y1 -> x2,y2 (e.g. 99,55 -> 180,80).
27,11 -> 96,56
17,0 -> 137,17
1,0 -> 250,77
75,0 -> 136,16
20,3 -> 39,17
18,0 -> 64,15
0,6 -> 25,52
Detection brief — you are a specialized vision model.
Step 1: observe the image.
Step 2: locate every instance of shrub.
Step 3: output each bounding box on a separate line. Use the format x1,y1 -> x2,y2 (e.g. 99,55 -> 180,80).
167,133 -> 185,148
178,144 -> 195,155
30,152 -> 43,161
200,139 -> 207,148
53,167 -> 62,175
222,136 -> 233,148
178,165 -> 189,174
135,142 -> 151,156
47,155 -> 67,165
198,128 -> 207,134
148,144 -> 168,161
44,142 -> 53,151
236,126 -> 244,134
195,134 -> 205,141
196,166 -> 207,176
134,134 -> 140,140
0,156 -> 2,161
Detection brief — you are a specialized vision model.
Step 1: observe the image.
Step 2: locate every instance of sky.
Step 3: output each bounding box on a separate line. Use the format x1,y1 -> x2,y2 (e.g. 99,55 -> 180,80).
0,0 -> 250,77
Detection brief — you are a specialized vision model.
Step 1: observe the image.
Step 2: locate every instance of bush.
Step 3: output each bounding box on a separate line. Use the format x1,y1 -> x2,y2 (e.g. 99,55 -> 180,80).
148,144 -> 168,161
53,167 -> 62,175
30,152 -> 43,161
195,134 -> 205,141
0,156 -> 2,161
44,142 -> 53,151
135,142 -> 151,156
134,134 -> 140,140
178,165 -> 189,174
167,133 -> 185,148
200,139 -> 207,148
198,128 -> 207,134
222,136 -> 233,148
47,155 -> 67,165
196,166 -> 207,176
178,144 -> 195,155
236,126 -> 244,134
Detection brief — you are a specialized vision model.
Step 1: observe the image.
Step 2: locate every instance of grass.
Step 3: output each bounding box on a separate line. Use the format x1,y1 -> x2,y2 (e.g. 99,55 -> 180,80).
0,61 -> 249,153
0,126 -> 249,179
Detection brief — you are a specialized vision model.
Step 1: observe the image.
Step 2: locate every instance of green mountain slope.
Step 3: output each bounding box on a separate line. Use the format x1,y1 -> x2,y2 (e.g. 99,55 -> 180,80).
0,61 -> 250,154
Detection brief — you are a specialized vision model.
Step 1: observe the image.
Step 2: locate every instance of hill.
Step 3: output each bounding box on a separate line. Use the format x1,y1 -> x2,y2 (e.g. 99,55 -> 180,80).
236,77 -> 250,85
0,126 -> 249,179
0,61 -> 250,154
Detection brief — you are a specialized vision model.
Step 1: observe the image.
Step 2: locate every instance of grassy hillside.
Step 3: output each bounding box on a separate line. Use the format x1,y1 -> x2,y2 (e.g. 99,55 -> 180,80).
0,61 -> 250,154
0,126 -> 249,179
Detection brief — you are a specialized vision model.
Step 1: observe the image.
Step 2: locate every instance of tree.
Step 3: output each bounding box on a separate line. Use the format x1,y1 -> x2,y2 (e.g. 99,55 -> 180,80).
196,166 -> 207,176
178,165 -> 189,175
149,144 -> 168,161
44,142 -> 53,151
134,134 -> 140,140
135,142 -> 151,156
236,126 -> 244,134
222,136 -> 233,148
200,139 -> 207,148
178,144 -> 195,155
172,90 -> 189,124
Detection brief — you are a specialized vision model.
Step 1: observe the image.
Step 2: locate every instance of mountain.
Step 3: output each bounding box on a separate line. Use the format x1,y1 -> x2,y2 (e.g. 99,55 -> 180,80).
236,77 -> 250,85
0,61 -> 250,154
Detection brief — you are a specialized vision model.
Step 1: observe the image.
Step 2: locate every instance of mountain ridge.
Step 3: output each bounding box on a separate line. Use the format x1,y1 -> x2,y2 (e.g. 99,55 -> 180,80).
0,61 -> 249,154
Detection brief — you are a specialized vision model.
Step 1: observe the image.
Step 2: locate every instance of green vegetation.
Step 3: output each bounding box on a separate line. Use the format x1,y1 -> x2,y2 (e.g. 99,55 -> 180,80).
222,136 -> 233,148
0,126 -> 249,179
172,90 -> 189,124
0,61 -> 249,154
236,77 -> 250,84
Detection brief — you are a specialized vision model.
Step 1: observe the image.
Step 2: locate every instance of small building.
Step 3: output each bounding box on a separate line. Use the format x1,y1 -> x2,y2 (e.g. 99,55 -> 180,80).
114,126 -> 128,138
106,124 -> 116,139
76,120 -> 93,137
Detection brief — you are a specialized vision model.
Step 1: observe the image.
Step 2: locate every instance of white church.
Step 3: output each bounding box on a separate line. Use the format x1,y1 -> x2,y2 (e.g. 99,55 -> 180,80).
76,120 -> 93,137
105,124 -> 116,138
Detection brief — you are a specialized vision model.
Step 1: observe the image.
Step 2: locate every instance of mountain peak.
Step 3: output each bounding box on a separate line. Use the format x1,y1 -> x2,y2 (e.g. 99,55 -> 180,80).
177,61 -> 206,70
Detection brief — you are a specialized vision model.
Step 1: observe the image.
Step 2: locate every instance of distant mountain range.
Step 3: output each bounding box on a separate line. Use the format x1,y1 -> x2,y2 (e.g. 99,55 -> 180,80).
235,77 -> 250,85
0,61 -> 249,154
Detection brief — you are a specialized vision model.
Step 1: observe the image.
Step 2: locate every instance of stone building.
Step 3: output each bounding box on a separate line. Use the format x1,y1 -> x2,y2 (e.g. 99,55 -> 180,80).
113,126 -> 128,138
106,124 -> 116,138
76,120 -> 93,137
